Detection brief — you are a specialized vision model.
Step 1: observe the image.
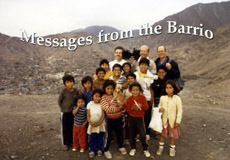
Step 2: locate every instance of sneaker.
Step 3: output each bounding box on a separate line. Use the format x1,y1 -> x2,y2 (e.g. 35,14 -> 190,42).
89,152 -> 95,158
119,147 -> 127,155
156,147 -> 164,155
146,135 -> 150,141
129,149 -> 136,156
144,150 -> 151,157
62,145 -> 69,151
80,149 -> 85,153
72,148 -> 77,152
104,151 -> 112,159
169,148 -> 176,157
97,150 -> 103,156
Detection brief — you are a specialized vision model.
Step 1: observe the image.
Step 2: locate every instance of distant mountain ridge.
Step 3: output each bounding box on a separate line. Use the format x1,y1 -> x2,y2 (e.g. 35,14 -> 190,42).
71,25 -> 119,35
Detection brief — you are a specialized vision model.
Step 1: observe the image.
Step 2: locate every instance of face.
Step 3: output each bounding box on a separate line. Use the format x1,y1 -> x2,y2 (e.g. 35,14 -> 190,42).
101,63 -> 109,71
114,49 -> 123,61
131,86 -> 140,97
166,84 -> 174,96
140,46 -> 149,58
157,46 -> 166,59
113,67 -> 121,77
83,81 -> 92,90
65,80 -> 74,90
157,69 -> 167,80
93,93 -> 101,103
139,63 -> 149,73
97,71 -> 105,80
127,76 -> 135,85
77,99 -> 85,108
123,64 -> 130,73
105,85 -> 114,95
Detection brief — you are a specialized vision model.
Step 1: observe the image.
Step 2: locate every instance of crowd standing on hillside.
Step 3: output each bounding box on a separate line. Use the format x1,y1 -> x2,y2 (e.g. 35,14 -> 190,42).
58,45 -> 183,159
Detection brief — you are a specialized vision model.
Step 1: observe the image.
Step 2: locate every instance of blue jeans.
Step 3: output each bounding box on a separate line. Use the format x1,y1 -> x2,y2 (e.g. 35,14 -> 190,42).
89,132 -> 104,152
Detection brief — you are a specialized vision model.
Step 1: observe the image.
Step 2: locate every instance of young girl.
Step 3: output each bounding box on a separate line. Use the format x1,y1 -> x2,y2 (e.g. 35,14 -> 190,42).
156,80 -> 182,157
101,80 -> 127,159
122,62 -> 132,77
125,82 -> 151,158
72,95 -> 87,152
87,89 -> 105,158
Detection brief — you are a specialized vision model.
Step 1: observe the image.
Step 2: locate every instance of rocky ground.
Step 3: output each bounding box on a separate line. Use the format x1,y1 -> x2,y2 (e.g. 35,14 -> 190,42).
0,79 -> 229,160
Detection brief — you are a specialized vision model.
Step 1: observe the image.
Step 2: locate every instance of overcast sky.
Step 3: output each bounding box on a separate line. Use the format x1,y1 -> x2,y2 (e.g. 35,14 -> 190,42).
0,0 -> 226,37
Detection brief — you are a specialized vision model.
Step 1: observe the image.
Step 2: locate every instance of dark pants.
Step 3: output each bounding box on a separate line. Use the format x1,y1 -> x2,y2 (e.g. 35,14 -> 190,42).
154,98 -> 160,107
104,117 -> 124,151
144,101 -> 152,135
129,116 -> 148,150
61,112 -> 73,145
89,132 -> 105,152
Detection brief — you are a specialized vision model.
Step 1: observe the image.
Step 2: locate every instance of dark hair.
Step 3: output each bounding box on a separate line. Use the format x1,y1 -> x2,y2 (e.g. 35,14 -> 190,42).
103,79 -> 116,94
96,67 -> 106,75
99,59 -> 109,66
75,94 -> 86,105
112,64 -> 122,71
165,80 -> 180,95
81,76 -> 93,87
126,72 -> 136,79
157,46 -> 167,52
139,58 -> 150,66
122,62 -> 131,70
129,82 -> 143,93
157,65 -> 168,72
115,46 -> 124,51
62,75 -> 75,85
92,88 -> 103,97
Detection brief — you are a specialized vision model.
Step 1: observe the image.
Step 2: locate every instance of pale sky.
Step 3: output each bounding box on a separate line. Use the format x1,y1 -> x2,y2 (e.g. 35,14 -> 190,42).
0,0 -> 226,37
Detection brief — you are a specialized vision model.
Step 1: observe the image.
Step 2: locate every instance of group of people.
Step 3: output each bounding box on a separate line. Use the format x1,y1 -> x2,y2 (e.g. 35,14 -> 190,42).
58,45 -> 183,159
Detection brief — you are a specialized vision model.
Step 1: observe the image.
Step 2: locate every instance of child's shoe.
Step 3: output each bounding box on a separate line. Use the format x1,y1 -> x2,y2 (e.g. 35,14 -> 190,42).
129,149 -> 136,156
62,145 -> 69,151
169,147 -> 176,157
104,150 -> 112,159
89,152 -> 95,158
80,149 -> 85,153
156,147 -> 164,155
119,147 -> 127,155
144,150 -> 151,157
72,148 -> 77,152
97,150 -> 103,156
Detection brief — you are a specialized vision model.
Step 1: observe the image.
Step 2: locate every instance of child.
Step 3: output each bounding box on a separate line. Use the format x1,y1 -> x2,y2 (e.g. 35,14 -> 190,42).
87,89 -> 106,158
58,75 -> 79,151
156,80 -> 182,157
81,76 -> 93,105
125,82 -> 151,158
100,59 -> 113,80
93,67 -> 106,90
134,58 -> 158,140
101,80 -> 127,159
122,62 -> 132,77
123,73 -> 136,99
109,64 -> 127,86
72,94 -> 87,152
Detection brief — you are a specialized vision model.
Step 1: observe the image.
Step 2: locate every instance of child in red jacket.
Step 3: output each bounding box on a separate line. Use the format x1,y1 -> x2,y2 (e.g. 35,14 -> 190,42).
125,82 -> 151,158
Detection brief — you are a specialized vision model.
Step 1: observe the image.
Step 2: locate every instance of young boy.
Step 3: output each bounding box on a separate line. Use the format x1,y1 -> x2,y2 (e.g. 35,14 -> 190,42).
100,59 -> 113,80
123,73 -> 136,99
109,64 -> 127,86
80,76 -> 93,105
72,94 -> 87,152
134,58 -> 158,140
58,75 -> 79,151
93,67 -> 106,90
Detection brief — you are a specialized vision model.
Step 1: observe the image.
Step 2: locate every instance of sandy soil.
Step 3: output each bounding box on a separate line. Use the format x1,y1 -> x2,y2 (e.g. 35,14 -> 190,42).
0,80 -> 229,160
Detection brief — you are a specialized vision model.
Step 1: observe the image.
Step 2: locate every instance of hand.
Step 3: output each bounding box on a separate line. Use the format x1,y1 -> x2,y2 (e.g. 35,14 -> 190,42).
118,104 -> 124,111
165,63 -> 172,70
82,121 -> 87,127
159,108 -> 165,113
149,99 -> 154,107
174,123 -> 179,128
91,122 -> 99,127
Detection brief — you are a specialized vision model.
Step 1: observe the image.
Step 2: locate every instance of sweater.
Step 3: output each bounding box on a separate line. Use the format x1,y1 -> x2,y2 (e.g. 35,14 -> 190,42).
159,95 -> 182,128
58,88 -> 79,113
126,95 -> 149,117
101,94 -> 122,119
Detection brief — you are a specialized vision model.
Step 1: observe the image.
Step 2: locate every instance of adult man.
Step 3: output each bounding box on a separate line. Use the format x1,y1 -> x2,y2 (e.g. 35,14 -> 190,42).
155,46 -> 180,80
109,46 -> 126,71
131,45 -> 156,75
